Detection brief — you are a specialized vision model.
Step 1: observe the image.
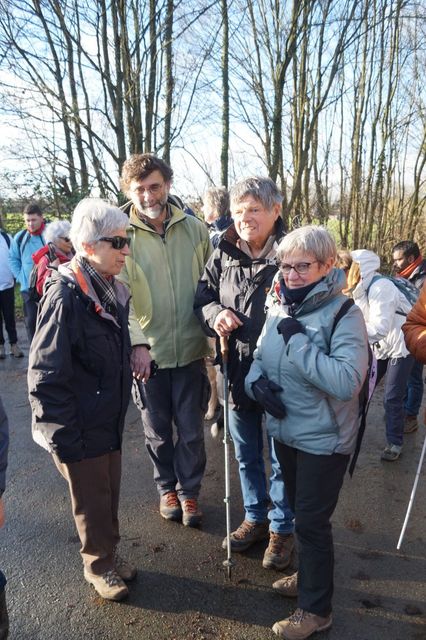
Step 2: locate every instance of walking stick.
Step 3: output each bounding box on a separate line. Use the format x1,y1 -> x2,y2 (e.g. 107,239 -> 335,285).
397,432 -> 426,550
220,335 -> 235,580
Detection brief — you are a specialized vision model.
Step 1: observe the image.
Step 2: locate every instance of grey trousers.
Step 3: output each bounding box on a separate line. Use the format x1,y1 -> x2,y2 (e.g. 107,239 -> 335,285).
133,359 -> 209,500
53,450 -> 121,575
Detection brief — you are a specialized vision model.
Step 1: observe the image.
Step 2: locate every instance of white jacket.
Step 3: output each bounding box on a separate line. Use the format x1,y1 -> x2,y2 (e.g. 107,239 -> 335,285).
351,249 -> 410,360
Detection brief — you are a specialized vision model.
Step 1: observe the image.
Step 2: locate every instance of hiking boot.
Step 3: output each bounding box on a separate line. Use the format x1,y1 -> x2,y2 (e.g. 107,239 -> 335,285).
0,346 -> 5,360
10,343 -> 24,358
263,532 -> 294,570
84,568 -> 129,601
160,491 -> 182,521
221,519 -> 269,552
114,551 -> 137,581
381,443 -> 402,461
181,498 -> 202,527
404,416 -> 418,434
273,571 -> 298,597
272,608 -> 332,639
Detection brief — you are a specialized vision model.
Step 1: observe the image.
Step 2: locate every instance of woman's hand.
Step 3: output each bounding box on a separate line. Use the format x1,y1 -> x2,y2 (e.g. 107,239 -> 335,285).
213,309 -> 243,337
277,317 -> 305,344
252,376 -> 287,419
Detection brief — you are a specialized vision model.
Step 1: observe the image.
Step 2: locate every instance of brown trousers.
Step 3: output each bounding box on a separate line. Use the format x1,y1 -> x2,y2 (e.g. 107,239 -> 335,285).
53,450 -> 121,575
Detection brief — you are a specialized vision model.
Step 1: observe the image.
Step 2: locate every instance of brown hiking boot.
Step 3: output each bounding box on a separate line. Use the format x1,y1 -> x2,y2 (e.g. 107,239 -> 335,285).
181,498 -> 202,527
221,519 -> 269,552
160,491 -> 182,521
10,343 -> 24,358
404,415 -> 418,433
272,608 -> 332,639
273,571 -> 298,597
263,532 -> 294,570
114,551 -> 137,581
84,568 -> 129,601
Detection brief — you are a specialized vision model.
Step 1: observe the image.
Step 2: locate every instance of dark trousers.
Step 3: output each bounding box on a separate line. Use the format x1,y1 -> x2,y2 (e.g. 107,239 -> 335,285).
53,450 -> 121,575
133,359 -> 208,499
0,288 -> 17,345
405,359 -> 424,418
21,291 -> 38,342
377,355 -> 414,447
0,586 -> 8,640
274,440 -> 349,617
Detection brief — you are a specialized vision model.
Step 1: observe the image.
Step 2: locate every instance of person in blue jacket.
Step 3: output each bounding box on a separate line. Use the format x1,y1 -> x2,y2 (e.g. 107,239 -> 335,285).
9,203 -> 46,341
0,394 -> 9,639
245,225 -> 369,640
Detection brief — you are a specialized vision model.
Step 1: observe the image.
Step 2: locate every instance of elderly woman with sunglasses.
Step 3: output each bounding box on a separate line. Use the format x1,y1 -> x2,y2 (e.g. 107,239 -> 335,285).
245,226 -> 369,640
32,219 -> 74,298
28,199 -> 134,602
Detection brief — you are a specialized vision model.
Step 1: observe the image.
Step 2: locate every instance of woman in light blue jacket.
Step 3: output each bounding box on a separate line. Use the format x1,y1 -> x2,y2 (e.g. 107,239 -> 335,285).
245,226 -> 369,640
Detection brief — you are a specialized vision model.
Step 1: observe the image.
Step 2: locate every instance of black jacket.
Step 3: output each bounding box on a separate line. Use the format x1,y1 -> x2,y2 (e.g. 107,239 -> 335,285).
409,259 -> 426,290
28,266 -> 132,463
194,219 -> 285,409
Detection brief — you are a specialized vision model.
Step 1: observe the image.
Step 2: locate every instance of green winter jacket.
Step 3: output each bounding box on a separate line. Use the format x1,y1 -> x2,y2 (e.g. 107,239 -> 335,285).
118,204 -> 212,368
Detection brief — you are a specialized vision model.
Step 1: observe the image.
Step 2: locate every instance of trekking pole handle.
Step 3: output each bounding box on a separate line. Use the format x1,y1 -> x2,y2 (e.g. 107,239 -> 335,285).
220,335 -> 229,365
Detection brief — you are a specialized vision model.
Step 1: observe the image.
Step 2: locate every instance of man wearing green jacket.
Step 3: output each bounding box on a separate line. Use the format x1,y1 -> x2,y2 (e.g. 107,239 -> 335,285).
119,154 -> 212,527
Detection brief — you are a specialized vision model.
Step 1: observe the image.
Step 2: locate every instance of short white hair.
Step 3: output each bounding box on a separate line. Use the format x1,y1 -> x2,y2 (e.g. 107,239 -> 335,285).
44,220 -> 71,244
277,225 -> 337,263
70,198 -> 129,254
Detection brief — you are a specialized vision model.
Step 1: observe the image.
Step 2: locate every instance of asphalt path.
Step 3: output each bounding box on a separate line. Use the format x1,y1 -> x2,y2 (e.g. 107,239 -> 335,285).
0,322 -> 425,639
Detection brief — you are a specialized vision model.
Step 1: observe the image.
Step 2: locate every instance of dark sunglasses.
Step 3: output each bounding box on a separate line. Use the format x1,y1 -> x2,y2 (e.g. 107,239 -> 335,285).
59,236 -> 71,242
98,236 -> 131,250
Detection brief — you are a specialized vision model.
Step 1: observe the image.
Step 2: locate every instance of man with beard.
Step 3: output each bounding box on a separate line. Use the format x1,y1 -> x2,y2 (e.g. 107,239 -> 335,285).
118,154 -> 212,527
392,240 -> 426,433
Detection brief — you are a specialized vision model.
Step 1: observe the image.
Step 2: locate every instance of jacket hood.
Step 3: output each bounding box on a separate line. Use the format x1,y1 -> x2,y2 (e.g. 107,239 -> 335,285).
351,249 -> 380,281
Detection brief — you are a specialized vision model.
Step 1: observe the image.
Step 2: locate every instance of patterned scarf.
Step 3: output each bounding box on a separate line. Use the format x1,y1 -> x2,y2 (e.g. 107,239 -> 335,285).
78,256 -> 118,319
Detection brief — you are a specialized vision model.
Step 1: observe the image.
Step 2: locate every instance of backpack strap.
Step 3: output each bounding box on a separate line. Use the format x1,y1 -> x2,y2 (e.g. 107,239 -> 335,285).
0,230 -> 10,249
330,296 -> 372,477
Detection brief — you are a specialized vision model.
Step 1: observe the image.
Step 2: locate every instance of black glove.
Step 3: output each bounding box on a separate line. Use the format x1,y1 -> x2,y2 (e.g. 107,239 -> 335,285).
251,376 -> 286,419
277,317 -> 305,344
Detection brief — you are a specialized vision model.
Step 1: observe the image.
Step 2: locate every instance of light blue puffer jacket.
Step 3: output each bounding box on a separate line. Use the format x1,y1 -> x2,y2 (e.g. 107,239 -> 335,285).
245,268 -> 369,456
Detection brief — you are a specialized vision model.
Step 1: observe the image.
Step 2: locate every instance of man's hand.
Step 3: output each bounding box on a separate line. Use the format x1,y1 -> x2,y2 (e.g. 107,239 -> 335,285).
213,309 -> 243,337
131,346 -> 152,382
0,497 -> 4,529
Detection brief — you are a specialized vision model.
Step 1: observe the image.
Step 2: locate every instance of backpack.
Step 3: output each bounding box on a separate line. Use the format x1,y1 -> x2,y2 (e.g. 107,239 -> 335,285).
367,274 -> 419,315
331,298 -> 377,476
28,243 -> 57,303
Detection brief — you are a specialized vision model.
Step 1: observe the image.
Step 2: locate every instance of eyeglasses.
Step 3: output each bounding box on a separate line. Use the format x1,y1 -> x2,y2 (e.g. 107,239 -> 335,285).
131,183 -> 165,196
98,236 -> 131,250
279,261 -> 319,275
59,236 -> 71,242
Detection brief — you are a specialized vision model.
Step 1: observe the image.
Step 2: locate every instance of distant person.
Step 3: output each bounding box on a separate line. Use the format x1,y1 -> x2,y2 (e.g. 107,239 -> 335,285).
349,249 -> 414,461
195,177 -> 294,571
32,220 -> 74,298
28,199 -> 135,602
245,226 -> 368,640
9,203 -> 46,341
202,186 -> 232,248
0,394 -> 9,639
118,153 -> 211,527
0,224 -> 23,358
392,240 -> 426,433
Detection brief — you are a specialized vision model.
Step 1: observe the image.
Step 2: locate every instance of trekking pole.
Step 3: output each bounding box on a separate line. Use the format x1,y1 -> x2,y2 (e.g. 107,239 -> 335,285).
397,432 -> 426,550
220,335 -> 235,580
